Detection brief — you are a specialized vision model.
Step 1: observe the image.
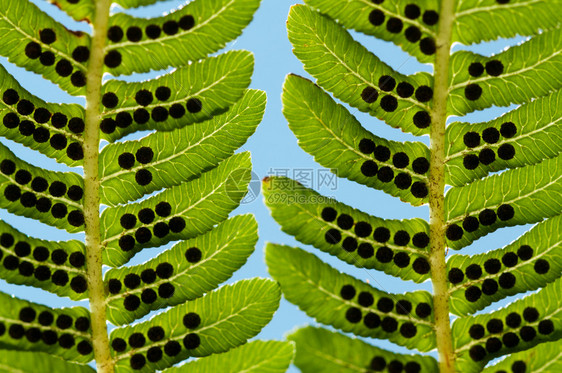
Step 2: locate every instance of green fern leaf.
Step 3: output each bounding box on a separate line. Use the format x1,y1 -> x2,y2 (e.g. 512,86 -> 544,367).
301,0 -> 439,64
0,64 -> 85,167
454,0 -> 562,45
288,5 -> 434,136
445,155 -> 562,250
0,220 -> 87,300
163,340 -> 294,373
266,244 -> 436,352
0,143 -> 84,233
100,89 -> 265,205
0,0 -> 284,370
448,29 -> 562,116
0,0 -> 90,96
445,89 -> 562,186
264,177 -> 431,283
109,279 -> 280,372
283,75 -> 431,206
289,326 -> 437,373
452,277 -> 562,372
268,0 -> 562,371
99,51 -> 254,142
46,0 -> 93,23
104,214 -> 258,325
0,291 -> 92,362
101,152 -> 251,267
0,350 -> 95,373
447,214 -> 562,315
480,340 -> 562,373
113,0 -> 163,9
104,0 -> 261,76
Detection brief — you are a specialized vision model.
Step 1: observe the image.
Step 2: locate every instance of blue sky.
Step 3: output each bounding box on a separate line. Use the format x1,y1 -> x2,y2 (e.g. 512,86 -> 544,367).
0,0 -> 532,371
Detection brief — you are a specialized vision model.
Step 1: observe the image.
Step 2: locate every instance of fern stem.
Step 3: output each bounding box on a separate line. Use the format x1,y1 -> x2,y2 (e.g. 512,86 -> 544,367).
84,1 -> 113,372
430,0 -> 456,372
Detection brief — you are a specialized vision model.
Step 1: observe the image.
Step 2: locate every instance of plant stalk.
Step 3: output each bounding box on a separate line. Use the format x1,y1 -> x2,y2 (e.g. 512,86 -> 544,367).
84,1 -> 112,372
429,0 -> 456,372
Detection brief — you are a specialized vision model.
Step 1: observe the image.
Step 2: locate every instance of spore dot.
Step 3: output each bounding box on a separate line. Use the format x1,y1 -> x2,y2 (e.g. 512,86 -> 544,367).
404,4 -> 420,19
183,312 -> 201,329
104,51 -> 122,68
25,42 -> 42,60
185,247 -> 202,263
405,26 -> 421,43
465,286 -> 481,302
179,15 -> 195,30
340,284 -> 356,300
500,122 -> 517,138
361,87 -> 378,103
163,21 -> 179,35
517,245 -> 533,261
478,209 -> 496,226
482,279 -> 498,295
448,268 -> 464,284
70,71 -> 86,87
420,37 -> 436,55
376,246 -> 393,263
498,144 -> 515,160
380,95 -> 398,112
107,26 -> 124,42
446,224 -> 463,241
534,259 -> 550,274
397,82 -> 414,98
498,272 -> 516,289
485,60 -> 504,76
415,86 -> 433,102
186,98 -> 202,113
422,10 -> 439,25
465,84 -> 482,101
72,46 -> 90,63
479,148 -> 496,165
468,62 -> 484,77
466,264 -> 482,280
145,25 -> 161,39
386,18 -> 403,33
369,10 -> 385,26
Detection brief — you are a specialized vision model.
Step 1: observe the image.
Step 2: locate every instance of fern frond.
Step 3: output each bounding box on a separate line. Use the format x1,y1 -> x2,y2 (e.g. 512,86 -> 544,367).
289,326 -> 438,373
0,143 -> 84,232
0,220 -> 87,299
104,215 -> 257,325
448,28 -> 562,115
0,0 -> 90,95
447,214 -> 562,315
269,0 -> 562,372
288,6 -> 434,135
105,0 -> 261,76
0,64 -> 85,166
99,51 -> 254,142
283,75 -> 431,206
452,277 -> 562,372
109,279 -> 280,372
445,89 -> 562,186
267,244 -> 435,351
0,0 -> 290,371
264,177 -> 430,282
0,291 -> 92,362
163,340 -> 293,373
445,155 -> 562,250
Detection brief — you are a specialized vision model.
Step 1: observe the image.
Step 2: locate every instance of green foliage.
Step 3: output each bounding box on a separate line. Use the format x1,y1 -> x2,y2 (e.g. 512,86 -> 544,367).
0,0 -> 292,372
289,327 -> 438,373
267,0 -> 562,372
164,340 -> 293,373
